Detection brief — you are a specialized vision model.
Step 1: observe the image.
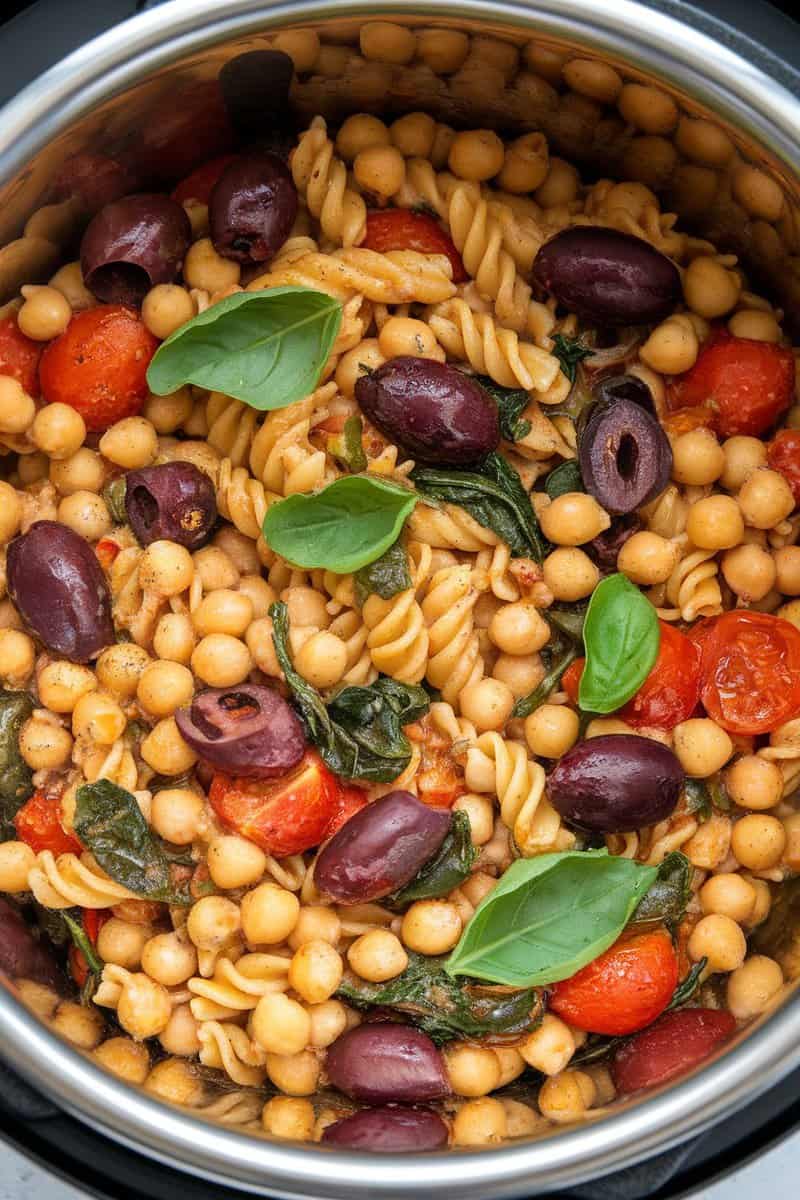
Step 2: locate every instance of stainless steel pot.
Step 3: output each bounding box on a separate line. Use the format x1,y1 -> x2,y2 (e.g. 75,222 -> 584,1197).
1,1 -> 800,1196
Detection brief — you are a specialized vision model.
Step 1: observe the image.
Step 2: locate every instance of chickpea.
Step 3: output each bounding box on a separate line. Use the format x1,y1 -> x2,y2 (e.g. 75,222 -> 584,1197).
535,157 -> 581,208
190,589 -> 251,640
142,284 -> 194,340
136,660 -> 194,718
95,643 -> 150,698
16,980 -> 59,1021
525,705 -> 580,759
673,719 -> 733,777
141,931 -> 197,987
17,285 -> 71,340
389,112 -> 436,158
728,309 -> 781,342
732,813 -> 787,870
640,316 -> 699,375
670,429 -> 725,489
445,1043 -> 501,1097
542,547 -> 599,601
401,900 -> 462,955
207,835 -> 266,889
353,145 -> 406,200
159,1003 -> 201,1057
488,602 -> 549,655
538,493 -> 610,546
19,716 -> 72,769
700,873 -> 756,923
72,691 -> 126,744
30,402 -> 86,460
347,929 -> 408,983
497,132 -> 549,194
241,881 -> 299,946
675,117 -> 733,167
538,1070 -> 596,1124
622,135 -> 677,190
271,27 -> 319,71
289,939 -> 344,1003
144,1058 -> 205,1107
416,28 -> 469,74
378,316 -> 443,361
143,387 -> 194,435
94,1037 -> 150,1084
721,543 -> 777,602
774,547 -> 800,596
685,494 -> 744,551
282,586 -> 330,630
140,540 -> 194,598
617,531 -> 679,586
0,841 -> 35,892
265,1049 -> 320,1097
36,663 -> 98,716
49,447 -> 105,495
726,754 -> 784,811
721,436 -> 767,492
360,22 -> 416,65
732,165 -> 784,222
452,1097 -> 507,1146
153,612 -> 196,664
97,919 -> 151,969
57,490 -> 111,541
294,630 -> 347,690
561,57 -> 621,102
459,678 -> 515,732
51,1001 -> 104,1050
683,256 -> 740,319
186,895 -> 241,953
288,906 -> 341,950
618,83 -> 678,134
262,1095 -> 316,1141
192,633 -> 252,687
727,954 -> 784,1020
782,811 -> 800,871
738,468 -> 794,529
150,788 -> 205,845
743,876 -> 772,928
140,717 -> 196,775
0,629 -> 34,687
520,1014 -> 576,1075
502,1097 -> 544,1138
183,238 -> 241,292
117,973 -> 172,1039
452,792 -> 495,845
98,416 -> 158,470
448,129 -> 505,181
689,912 -> 746,973
0,481 -> 21,543
49,261 -> 94,310
308,999 -> 349,1048
683,812 -> 732,871
252,993 -> 311,1056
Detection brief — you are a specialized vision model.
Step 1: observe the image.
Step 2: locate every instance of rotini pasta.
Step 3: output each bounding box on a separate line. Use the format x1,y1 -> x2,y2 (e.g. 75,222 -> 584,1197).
27,850 -> 137,909
248,248 -> 456,305
465,733 -> 573,855
426,298 -> 560,394
290,116 -> 367,248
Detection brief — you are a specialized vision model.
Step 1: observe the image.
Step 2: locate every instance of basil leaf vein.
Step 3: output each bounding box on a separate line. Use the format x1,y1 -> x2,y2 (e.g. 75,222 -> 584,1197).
578,573 -> 659,713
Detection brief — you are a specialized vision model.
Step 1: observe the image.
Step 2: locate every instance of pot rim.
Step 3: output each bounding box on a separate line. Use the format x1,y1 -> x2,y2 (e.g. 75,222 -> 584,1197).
1,1 -> 800,1195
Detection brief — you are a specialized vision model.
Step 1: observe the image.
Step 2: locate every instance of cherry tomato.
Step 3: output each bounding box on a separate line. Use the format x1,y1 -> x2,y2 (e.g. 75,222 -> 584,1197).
549,929 -> 678,1035
363,209 -> 468,283
40,305 -> 158,432
209,751 -> 340,856
668,332 -> 793,438
611,1007 -> 737,1093
95,538 -> 121,570
561,658 -> 584,705
14,791 -> 81,856
768,429 -> 800,506
661,405 -> 718,439
172,154 -> 237,205
692,610 -> 800,734
324,785 -> 369,840
619,623 -> 701,730
0,315 -> 42,396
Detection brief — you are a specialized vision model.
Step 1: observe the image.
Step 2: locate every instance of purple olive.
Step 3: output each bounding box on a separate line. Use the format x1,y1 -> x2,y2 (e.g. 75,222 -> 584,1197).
209,152 -> 298,264
219,51 -> 295,145
355,358 -> 500,467
532,227 -> 681,326
579,397 -> 672,515
585,513 -> 643,573
7,521 -> 114,663
125,462 -> 217,550
315,791 -> 451,904
0,899 -> 64,993
326,1024 -> 450,1104
174,685 -> 306,778
322,1106 -> 449,1151
548,734 -> 684,833
595,373 -> 656,415
81,193 -> 191,306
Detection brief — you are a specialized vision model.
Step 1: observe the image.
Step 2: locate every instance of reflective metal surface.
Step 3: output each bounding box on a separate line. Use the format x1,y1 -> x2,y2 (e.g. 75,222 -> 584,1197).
1,0 -> 800,1195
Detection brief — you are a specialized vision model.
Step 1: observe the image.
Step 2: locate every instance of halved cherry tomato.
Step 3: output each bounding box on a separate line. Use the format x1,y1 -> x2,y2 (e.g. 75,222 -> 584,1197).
668,332 -> 793,437
620,623 -> 701,730
363,209 -> 468,283
14,791 -> 81,856
661,405 -> 718,439
40,305 -> 158,432
549,929 -> 678,1035
692,610 -> 800,734
69,909 -> 110,988
768,429 -> 800,505
324,785 -> 368,840
0,315 -> 42,396
172,154 -> 237,205
611,1007 -> 737,1093
95,538 -> 121,570
560,658 -> 584,705
209,751 -> 340,856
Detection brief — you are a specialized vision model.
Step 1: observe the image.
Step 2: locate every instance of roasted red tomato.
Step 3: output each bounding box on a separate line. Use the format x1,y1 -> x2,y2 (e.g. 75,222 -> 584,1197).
0,315 -> 43,396
172,154 -> 237,205
209,751 -> 340,856
560,658 -> 584,705
363,209 -> 468,282
768,429 -> 800,505
612,1007 -> 737,1093
668,333 -> 793,438
692,610 -> 800,734
549,929 -> 679,1035
620,623 -> 701,730
14,791 -> 81,856
324,785 -> 369,841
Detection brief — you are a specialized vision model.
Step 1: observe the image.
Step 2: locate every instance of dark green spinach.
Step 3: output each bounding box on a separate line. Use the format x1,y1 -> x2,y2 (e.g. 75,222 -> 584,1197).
476,377 -> 532,443
387,812 -> 477,909
511,605 -> 586,720
667,959 -> 706,1010
62,911 -> 104,976
0,689 -> 34,837
630,852 -> 692,932
354,541 -> 411,605
544,459 -> 584,499
551,333 -> 593,383
102,477 -> 128,524
684,775 -> 730,819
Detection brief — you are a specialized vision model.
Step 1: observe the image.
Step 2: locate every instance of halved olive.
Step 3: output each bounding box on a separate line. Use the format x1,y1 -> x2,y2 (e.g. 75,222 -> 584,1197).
174,684 -> 306,778
579,397 -> 672,515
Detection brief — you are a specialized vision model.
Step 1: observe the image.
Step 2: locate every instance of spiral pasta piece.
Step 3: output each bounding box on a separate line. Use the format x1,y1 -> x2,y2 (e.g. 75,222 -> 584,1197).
249,387 -> 336,496
641,485 -> 690,540
426,298 -> 560,394
108,547 -> 164,647
291,117 -> 367,248
407,501 -> 500,552
248,248 -> 455,305
420,563 -> 484,705
188,953 -> 290,1020
198,1021 -> 266,1088
465,734 -> 572,855
191,1091 -> 264,1126
27,851 -> 137,909
362,588 -> 429,684
660,549 -> 723,622
473,543 -> 520,601
328,609 -> 377,685
759,718 -> 800,797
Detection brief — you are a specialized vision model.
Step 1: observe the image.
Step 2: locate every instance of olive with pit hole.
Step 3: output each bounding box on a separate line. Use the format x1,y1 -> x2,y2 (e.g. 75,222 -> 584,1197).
81,193 -> 191,306
209,152 -> 298,264
585,514 -> 643,573
322,1105 -> 449,1151
325,1023 -> 450,1104
125,462 -> 217,550
579,397 -> 672,515
174,684 -> 306,777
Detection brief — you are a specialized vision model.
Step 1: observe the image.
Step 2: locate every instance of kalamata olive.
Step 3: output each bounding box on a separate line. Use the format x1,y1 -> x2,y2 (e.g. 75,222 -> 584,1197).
326,1023 -> 450,1104
548,734 -> 684,833
585,514 -> 643,573
219,51 -> 295,147
612,1008 -> 737,1093
175,685 -> 306,778
209,152 -> 298,264
595,373 -> 655,415
579,397 -> 673,515
532,227 -> 681,326
355,358 -> 500,467
7,521 -> 114,663
315,791 -> 451,904
81,193 -> 191,306
0,898 -> 64,992
125,462 -> 217,550
322,1105 -> 449,1151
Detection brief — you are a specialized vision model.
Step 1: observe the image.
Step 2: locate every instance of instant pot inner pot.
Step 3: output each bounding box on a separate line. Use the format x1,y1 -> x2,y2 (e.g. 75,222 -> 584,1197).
1,4 -> 800,1196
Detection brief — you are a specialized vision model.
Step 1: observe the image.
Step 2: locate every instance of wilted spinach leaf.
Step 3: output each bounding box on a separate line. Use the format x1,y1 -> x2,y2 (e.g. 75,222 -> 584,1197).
544,459 -> 584,499
552,333 -> 593,383
338,952 -> 542,1045
61,910 -> 104,976
0,688 -> 34,837
511,639 -> 579,720
328,415 -> 367,473
630,852 -> 692,932
667,959 -> 706,1010
387,811 -> 476,909
476,377 -> 531,443
354,540 -> 411,606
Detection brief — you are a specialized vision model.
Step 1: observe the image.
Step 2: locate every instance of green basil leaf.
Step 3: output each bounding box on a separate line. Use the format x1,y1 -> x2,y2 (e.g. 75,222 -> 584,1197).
387,812 -> 477,909
411,452 -> 547,562
475,376 -> 532,443
146,286 -> 342,411
630,852 -> 692,932
354,540 -> 412,606
667,959 -> 706,1010
102,477 -> 128,524
551,333 -> 593,383
578,573 -> 660,713
270,602 -> 428,782
0,688 -> 34,838
511,640 -> 579,720
544,459 -> 584,499
74,780 -> 192,905
61,911 -> 104,976
263,476 -> 417,573
445,849 -> 658,987
338,952 -> 543,1045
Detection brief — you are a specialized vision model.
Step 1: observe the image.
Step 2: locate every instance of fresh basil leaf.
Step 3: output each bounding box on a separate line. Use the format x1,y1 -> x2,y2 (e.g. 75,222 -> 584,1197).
578,573 -> 659,714
552,333 -> 593,383
328,415 -> 367,473
511,640 -> 579,720
338,952 -> 542,1045
263,476 -> 417,573
630,852 -> 692,932
445,849 -> 658,988
387,812 -> 477,909
146,286 -> 342,411
61,911 -> 104,976
102,476 -> 127,524
411,451 -> 547,562
476,377 -> 532,443
544,460 -> 584,499
270,602 -> 428,782
684,778 -> 712,821
667,959 -> 706,1010
0,688 -> 34,838
354,541 -> 411,606
74,780 -> 192,905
